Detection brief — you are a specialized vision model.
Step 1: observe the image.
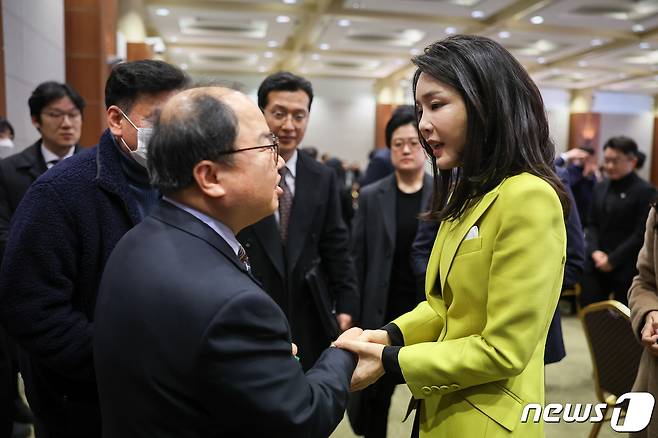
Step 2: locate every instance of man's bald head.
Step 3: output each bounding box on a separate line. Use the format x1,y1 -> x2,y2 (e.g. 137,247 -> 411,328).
147,86 -> 254,195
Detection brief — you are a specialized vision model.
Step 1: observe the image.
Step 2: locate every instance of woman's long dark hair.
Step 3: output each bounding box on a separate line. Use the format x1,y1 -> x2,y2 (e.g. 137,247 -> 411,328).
413,35 -> 570,221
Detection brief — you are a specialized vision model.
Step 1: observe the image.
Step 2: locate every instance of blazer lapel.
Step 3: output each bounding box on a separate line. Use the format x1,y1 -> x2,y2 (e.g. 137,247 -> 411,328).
377,175 -> 396,247
286,153 -> 319,272
252,215 -> 286,278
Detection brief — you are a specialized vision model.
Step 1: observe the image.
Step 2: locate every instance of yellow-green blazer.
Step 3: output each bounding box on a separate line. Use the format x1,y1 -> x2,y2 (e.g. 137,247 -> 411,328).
392,173 -> 566,437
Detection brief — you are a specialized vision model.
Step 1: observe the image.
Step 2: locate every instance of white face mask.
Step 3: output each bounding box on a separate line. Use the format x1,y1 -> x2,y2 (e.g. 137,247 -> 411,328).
118,109 -> 153,168
0,138 -> 14,148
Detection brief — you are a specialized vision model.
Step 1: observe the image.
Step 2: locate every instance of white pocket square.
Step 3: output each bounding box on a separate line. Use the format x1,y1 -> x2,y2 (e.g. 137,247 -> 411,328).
465,225 -> 479,240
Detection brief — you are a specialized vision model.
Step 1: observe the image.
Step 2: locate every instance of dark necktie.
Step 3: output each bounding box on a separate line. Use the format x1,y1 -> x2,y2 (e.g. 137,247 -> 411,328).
278,167 -> 293,242
237,244 -> 251,273
47,159 -> 60,168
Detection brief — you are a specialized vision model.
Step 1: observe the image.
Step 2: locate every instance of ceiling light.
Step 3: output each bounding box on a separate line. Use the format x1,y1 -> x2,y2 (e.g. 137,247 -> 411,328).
180,63 -> 188,70
498,31 -> 510,39
259,66 -> 267,73
410,48 -> 422,56
537,57 -> 546,64
471,10 -> 485,19
155,8 -> 170,17
338,19 -> 351,27
590,38 -> 603,46
311,53 -> 320,60
632,24 -> 645,32
264,51 -> 274,58
283,0 -> 297,4
169,36 -> 178,43
445,27 -> 457,34
276,15 -> 291,23
578,60 -> 588,67
530,16 -> 544,24
551,68 -> 560,74
267,40 -> 278,48
640,42 -> 651,49
319,43 -> 330,50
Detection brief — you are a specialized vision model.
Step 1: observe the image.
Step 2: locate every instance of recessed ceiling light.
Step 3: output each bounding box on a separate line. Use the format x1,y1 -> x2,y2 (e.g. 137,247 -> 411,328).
319,43 -> 330,50
590,38 -> 603,46
633,24 -> 645,32
169,36 -> 178,43
410,48 -> 422,56
311,53 -> 320,60
551,68 -> 560,74
155,8 -> 170,17
338,19 -> 351,27
276,15 -> 291,23
578,60 -> 588,67
445,27 -> 457,34
498,31 -> 511,39
640,42 -> 651,49
180,63 -> 188,70
530,16 -> 544,24
283,0 -> 297,4
471,10 -> 485,19
259,66 -> 267,73
537,57 -> 546,64
264,51 -> 274,58
267,40 -> 278,48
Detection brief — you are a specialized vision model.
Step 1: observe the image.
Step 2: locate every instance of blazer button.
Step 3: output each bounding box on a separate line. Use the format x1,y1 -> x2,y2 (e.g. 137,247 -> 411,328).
439,385 -> 449,393
430,385 -> 441,393
450,384 -> 460,390
244,242 -> 251,248
421,386 -> 432,395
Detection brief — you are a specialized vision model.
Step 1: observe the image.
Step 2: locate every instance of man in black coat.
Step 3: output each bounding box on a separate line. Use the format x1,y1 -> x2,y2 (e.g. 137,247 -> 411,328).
0,61 -> 188,438
238,72 -> 359,370
0,82 -> 84,438
94,86 -> 359,438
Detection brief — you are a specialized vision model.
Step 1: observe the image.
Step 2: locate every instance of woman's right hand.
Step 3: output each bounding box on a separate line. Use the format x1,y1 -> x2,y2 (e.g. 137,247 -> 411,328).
358,329 -> 391,346
640,310 -> 658,357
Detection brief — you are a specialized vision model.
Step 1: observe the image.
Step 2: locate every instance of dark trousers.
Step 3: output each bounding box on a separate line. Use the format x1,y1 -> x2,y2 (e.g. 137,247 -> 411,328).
0,329 -> 16,438
580,269 -> 632,308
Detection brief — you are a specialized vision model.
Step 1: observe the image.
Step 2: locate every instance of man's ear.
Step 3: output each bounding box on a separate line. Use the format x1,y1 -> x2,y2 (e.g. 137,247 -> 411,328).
106,105 -> 124,137
31,116 -> 41,133
193,160 -> 226,198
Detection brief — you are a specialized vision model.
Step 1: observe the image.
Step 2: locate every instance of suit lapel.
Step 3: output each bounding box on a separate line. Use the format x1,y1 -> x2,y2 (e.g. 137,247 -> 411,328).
252,215 -> 286,278
286,152 -> 319,272
377,175 -> 396,247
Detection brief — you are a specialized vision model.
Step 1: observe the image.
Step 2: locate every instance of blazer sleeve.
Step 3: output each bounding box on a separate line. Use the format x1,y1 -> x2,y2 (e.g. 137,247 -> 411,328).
197,288 -> 355,437
319,172 -> 359,318
563,179 -> 585,289
0,181 -> 94,381
397,182 -> 565,399
628,208 -> 658,340
607,184 -> 657,269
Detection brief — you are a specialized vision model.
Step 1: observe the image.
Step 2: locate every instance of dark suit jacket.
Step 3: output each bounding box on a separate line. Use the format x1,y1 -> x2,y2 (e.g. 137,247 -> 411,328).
0,140 -> 80,259
94,201 -> 356,438
586,172 -> 656,286
238,150 -> 358,370
352,173 -> 432,329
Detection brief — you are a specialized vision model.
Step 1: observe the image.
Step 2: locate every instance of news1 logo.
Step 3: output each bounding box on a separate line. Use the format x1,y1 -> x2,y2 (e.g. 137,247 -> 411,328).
520,392 -> 655,432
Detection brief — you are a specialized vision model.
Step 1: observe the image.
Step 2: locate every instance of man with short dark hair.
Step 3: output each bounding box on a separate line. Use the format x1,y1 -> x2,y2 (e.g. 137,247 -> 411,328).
94,86 -> 359,438
238,72 -> 359,370
0,60 -> 188,438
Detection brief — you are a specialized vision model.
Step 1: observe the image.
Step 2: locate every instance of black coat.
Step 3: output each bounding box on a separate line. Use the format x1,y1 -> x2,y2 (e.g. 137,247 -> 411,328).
238,151 -> 359,370
94,200 -> 355,438
351,173 -> 433,329
586,172 -> 656,285
0,130 -> 141,437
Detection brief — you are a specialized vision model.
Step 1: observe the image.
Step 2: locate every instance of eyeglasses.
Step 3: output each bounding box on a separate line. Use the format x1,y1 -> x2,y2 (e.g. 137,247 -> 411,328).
41,110 -> 82,123
391,138 -> 422,150
267,109 -> 308,123
216,134 -> 279,165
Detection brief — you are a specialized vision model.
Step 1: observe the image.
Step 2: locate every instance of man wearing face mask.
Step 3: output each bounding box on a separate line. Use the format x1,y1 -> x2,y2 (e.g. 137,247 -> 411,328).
0,60 -> 188,438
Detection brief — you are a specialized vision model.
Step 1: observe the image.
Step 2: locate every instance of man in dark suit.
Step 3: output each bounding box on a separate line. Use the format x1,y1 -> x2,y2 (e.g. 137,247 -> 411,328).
0,82 -> 84,438
0,61 -> 188,438
94,87 -> 359,438
238,72 -> 359,370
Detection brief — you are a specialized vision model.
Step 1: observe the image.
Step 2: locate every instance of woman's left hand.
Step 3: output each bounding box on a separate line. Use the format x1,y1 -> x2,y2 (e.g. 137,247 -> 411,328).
641,310 -> 658,357
334,339 -> 385,391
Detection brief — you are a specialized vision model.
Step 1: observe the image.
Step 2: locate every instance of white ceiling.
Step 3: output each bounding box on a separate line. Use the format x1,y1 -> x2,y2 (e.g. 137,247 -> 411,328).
140,0 -> 658,94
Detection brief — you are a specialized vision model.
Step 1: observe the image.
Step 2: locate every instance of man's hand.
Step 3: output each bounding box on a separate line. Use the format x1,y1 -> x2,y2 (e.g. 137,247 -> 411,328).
592,251 -> 613,272
291,343 -> 298,357
336,313 -> 353,332
641,311 -> 658,357
564,148 -> 590,163
334,326 -> 363,345
333,339 -> 385,391
358,329 -> 391,346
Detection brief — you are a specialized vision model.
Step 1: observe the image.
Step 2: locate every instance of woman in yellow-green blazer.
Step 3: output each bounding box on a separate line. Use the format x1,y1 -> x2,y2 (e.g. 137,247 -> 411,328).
336,34 -> 570,438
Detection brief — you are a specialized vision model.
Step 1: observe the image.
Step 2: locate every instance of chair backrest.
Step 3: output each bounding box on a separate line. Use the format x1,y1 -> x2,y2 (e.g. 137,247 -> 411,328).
580,300 -> 643,403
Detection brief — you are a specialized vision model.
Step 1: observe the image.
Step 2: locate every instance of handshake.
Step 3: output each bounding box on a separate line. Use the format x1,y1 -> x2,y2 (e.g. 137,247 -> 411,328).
334,327 -> 390,391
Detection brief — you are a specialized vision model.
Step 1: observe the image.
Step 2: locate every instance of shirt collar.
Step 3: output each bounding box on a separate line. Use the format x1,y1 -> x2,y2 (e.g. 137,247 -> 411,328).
285,149 -> 298,178
41,142 -> 75,164
162,197 -> 241,257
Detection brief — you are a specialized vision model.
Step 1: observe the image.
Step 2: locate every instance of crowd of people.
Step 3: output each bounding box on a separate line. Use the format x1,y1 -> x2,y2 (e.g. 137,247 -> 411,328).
0,33 -> 657,438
